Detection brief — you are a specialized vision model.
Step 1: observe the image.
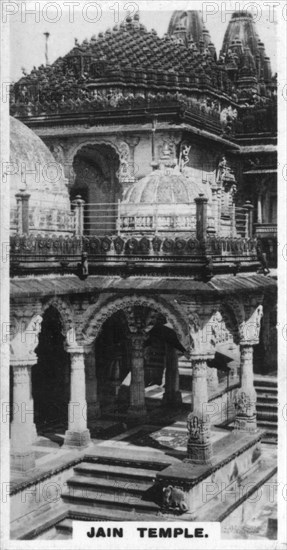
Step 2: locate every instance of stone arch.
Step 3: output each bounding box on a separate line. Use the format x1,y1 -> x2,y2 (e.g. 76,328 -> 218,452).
66,139 -> 132,186
41,297 -> 75,340
80,294 -> 190,350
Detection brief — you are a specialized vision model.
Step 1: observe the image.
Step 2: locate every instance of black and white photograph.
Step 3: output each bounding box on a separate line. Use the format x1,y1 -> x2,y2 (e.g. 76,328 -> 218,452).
0,1 -> 286,547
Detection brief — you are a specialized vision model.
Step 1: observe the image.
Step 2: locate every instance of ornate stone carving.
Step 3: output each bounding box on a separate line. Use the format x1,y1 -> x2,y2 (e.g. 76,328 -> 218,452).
10,314 -> 43,363
81,294 -> 189,350
241,304 -> 263,345
179,142 -> 191,170
187,412 -> 212,462
162,485 -> 188,512
220,106 -> 238,134
118,141 -> 133,183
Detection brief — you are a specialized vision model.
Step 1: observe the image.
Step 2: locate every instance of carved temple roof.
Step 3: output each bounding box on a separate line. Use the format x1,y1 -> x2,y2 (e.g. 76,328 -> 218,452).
10,12 -> 276,120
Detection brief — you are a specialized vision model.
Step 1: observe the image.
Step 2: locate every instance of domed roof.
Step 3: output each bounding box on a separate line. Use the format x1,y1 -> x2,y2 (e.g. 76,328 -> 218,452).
10,116 -> 73,235
123,164 -> 208,204
120,153 -> 212,236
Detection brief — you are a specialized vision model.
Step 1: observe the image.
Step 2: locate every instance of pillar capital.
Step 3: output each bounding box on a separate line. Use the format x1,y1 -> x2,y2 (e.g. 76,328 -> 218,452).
66,344 -> 85,357
239,340 -> 259,348
10,356 -> 37,369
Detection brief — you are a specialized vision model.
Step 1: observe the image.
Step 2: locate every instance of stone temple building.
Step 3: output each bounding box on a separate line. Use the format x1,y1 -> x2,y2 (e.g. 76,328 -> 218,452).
8,10 -> 277,540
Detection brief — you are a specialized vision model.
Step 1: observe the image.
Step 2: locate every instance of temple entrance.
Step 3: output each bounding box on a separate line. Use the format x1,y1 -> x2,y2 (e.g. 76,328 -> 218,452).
70,143 -> 121,236
32,306 -> 70,430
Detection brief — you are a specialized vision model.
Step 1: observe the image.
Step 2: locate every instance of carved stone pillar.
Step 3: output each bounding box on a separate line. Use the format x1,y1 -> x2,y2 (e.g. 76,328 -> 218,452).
187,355 -> 213,463
10,359 -> 37,471
234,344 -> 257,432
162,344 -> 182,406
125,136 -> 140,183
72,195 -> 85,237
127,334 -> 147,420
64,345 -> 91,447
84,344 -> 100,424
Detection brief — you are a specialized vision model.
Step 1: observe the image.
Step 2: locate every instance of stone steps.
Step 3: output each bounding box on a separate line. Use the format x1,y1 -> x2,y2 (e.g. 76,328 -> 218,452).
73,461 -> 159,482
67,474 -> 152,496
61,454 -> 169,521
66,505 -> 163,522
254,379 -> 277,439
55,518 -> 73,537
61,487 -> 161,514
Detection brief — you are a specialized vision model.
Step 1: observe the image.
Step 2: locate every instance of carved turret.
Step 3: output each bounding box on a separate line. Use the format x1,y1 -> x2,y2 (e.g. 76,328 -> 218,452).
220,11 -> 272,87
168,11 -> 212,48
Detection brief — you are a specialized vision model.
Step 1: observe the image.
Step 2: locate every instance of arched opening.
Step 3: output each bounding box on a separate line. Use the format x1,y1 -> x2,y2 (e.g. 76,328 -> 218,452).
70,143 -> 121,236
32,306 -> 70,432
91,303 -> 186,419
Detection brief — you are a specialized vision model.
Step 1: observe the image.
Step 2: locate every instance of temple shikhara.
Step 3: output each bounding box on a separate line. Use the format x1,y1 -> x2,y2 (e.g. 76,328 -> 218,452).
8,10 -> 277,540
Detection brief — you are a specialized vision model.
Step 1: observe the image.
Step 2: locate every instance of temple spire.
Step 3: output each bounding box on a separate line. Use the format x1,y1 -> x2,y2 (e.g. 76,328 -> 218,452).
167,11 -> 212,48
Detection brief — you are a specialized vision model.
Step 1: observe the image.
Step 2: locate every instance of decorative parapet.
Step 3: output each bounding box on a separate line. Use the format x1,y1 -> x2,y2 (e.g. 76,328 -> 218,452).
10,234 -> 258,259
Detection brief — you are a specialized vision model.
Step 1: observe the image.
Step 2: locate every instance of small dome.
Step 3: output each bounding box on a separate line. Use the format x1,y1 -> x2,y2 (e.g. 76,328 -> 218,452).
120,159 -> 212,236
123,165 -> 208,204
10,116 -> 73,236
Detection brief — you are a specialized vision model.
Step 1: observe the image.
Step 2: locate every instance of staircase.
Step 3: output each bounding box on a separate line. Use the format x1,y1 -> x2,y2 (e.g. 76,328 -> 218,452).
60,454 -> 191,522
254,377 -> 277,442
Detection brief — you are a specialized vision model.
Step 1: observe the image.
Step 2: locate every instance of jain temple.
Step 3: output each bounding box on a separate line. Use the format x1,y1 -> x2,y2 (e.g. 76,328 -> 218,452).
8,10 -> 278,540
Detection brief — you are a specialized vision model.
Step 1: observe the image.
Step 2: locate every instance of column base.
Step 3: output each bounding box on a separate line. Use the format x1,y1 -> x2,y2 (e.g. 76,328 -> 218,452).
64,429 -> 91,448
187,412 -> 213,464
234,389 -> 257,433
234,415 -> 258,433
186,441 -> 213,464
11,450 -> 35,472
162,391 -> 182,407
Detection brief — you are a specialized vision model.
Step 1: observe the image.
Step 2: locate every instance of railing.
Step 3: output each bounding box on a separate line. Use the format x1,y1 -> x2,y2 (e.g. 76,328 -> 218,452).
77,200 -> 197,236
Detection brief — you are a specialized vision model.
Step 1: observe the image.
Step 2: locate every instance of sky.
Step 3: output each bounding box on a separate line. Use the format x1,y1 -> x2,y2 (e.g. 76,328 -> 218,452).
8,1 -> 278,83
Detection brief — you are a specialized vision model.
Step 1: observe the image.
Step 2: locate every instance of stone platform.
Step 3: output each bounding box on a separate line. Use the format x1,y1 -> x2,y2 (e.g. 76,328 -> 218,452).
156,431 -> 274,518
10,416 -> 277,541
